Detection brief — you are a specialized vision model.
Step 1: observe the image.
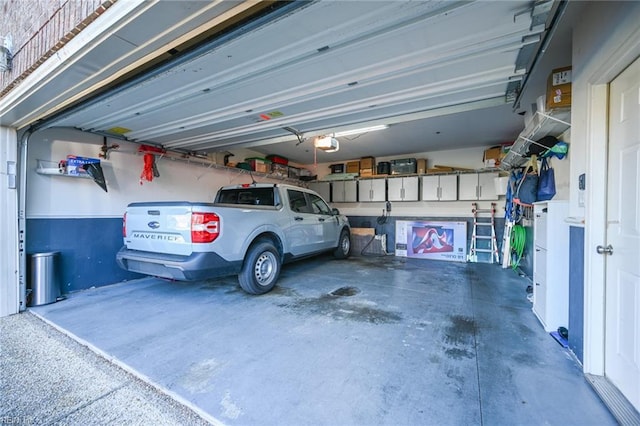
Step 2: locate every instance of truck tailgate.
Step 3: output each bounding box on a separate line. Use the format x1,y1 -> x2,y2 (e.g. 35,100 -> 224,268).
124,203 -> 194,256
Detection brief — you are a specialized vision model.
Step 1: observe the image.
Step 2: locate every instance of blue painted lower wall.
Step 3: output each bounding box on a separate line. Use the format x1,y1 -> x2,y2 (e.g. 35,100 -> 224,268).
26,218 -> 141,293
569,226 -> 585,363
27,215 -> 508,293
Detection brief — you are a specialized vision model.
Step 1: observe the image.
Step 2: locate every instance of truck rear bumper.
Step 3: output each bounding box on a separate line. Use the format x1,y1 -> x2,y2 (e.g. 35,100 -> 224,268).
116,247 -> 242,281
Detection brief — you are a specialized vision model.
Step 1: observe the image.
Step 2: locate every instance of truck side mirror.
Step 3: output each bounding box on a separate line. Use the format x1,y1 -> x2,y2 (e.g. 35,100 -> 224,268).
332,208 -> 340,215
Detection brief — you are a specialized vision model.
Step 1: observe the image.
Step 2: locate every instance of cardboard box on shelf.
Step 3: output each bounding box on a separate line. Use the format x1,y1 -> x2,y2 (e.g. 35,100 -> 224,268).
483,147 -> 502,161
484,159 -> 499,168
346,161 -> 360,174
360,156 -> 375,170
546,66 -> 572,110
483,145 -> 513,168
245,157 -> 271,173
359,168 -> 374,177
417,158 -> 427,174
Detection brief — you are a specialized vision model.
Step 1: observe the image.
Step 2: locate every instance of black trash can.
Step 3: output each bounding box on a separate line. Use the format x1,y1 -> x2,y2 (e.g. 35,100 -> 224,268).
28,252 -> 61,306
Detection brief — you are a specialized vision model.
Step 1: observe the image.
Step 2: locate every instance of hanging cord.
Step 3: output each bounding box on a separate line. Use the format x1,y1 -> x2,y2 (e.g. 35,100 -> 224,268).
510,225 -> 526,270
361,208 -> 389,256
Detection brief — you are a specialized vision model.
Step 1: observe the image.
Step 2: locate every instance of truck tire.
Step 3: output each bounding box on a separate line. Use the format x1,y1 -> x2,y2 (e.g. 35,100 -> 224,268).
333,229 -> 351,259
239,241 -> 281,294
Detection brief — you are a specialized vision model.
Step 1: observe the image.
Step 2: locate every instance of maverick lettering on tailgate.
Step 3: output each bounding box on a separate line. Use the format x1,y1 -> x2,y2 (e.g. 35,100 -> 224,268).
131,232 -> 184,242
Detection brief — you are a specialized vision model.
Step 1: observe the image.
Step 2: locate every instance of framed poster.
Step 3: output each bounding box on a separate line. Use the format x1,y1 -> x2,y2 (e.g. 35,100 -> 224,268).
395,220 -> 467,262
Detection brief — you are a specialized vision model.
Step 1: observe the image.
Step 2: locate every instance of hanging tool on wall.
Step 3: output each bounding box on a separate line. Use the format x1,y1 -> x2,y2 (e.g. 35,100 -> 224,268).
140,153 -> 156,184
138,144 -> 165,184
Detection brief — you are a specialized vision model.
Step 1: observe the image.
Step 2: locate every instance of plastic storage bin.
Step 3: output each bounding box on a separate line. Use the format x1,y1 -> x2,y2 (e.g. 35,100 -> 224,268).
329,164 -> 345,174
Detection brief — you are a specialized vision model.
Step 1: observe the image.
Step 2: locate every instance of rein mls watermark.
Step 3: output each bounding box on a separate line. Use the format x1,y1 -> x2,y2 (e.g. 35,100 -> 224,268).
0,417 -> 34,424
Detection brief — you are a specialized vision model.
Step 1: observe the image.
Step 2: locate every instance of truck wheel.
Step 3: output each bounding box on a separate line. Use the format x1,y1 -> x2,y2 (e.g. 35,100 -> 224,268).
239,241 -> 281,294
333,229 -> 351,259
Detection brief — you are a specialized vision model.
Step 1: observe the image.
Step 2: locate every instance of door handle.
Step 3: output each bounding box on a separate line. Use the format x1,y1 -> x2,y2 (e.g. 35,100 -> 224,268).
318,218 -> 325,222
596,244 -> 613,255
294,217 -> 304,221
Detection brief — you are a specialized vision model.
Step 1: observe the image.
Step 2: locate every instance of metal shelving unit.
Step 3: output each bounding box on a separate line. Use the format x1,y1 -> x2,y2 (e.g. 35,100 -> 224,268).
500,108 -> 571,170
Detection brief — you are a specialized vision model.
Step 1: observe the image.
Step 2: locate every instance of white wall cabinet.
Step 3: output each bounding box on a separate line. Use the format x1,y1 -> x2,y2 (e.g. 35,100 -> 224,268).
331,180 -> 358,203
308,181 -> 332,202
358,178 -> 386,202
533,201 -> 569,332
421,174 -> 457,201
458,172 -> 499,200
387,176 -> 419,201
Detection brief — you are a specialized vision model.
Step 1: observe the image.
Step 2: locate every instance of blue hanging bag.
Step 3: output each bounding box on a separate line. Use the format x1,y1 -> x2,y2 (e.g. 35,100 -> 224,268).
537,157 -> 556,201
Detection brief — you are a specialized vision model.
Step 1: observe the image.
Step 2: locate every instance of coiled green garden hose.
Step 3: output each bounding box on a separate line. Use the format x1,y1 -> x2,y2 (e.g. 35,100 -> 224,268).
510,224 -> 526,270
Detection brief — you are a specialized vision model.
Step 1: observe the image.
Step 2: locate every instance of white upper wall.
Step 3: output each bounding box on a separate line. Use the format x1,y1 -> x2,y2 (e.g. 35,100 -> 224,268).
26,118 -> 575,220
26,128 -> 294,218
569,1 -> 640,218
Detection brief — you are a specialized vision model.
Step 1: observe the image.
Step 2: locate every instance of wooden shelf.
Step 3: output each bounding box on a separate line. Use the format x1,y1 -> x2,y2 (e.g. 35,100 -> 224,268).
500,108 -> 570,170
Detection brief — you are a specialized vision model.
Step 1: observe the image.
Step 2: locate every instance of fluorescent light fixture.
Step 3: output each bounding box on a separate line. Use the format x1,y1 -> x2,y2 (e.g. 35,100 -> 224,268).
333,124 -> 388,138
314,136 -> 339,152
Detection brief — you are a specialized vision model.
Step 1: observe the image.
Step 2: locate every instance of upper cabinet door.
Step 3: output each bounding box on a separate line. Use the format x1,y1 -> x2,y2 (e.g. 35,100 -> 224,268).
439,174 -> 458,201
358,178 -> 386,202
458,173 -> 479,200
370,178 -> 386,202
308,181 -> 331,202
478,172 -> 498,200
458,172 -> 498,200
332,181 -> 346,202
387,177 -> 404,201
422,175 -> 458,201
388,176 -> 418,201
421,175 -> 440,201
331,180 -> 358,203
344,180 -> 358,202
402,176 -> 419,201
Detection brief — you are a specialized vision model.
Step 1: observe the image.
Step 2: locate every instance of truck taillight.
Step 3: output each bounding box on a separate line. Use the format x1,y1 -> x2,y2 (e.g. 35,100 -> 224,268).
122,212 -> 127,237
191,212 -> 220,243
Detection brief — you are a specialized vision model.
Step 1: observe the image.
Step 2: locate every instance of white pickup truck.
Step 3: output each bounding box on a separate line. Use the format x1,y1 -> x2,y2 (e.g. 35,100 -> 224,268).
116,183 -> 351,294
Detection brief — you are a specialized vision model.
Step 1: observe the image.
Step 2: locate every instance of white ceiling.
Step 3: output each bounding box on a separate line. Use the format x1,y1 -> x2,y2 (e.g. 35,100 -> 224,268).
5,0 -> 571,164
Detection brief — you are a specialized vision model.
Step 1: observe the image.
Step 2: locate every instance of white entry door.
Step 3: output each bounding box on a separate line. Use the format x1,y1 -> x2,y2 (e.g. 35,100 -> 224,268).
605,55 -> 640,411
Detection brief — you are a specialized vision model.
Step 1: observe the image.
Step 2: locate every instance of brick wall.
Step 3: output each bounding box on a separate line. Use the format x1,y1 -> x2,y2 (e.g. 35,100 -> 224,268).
0,0 -> 116,98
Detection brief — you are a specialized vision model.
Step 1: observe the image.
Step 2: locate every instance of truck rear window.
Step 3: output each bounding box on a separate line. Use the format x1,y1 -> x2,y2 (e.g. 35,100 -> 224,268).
216,188 -> 276,206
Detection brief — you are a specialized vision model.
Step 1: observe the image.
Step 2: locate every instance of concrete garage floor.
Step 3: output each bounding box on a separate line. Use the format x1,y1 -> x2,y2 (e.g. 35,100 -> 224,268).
31,255 -> 614,425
